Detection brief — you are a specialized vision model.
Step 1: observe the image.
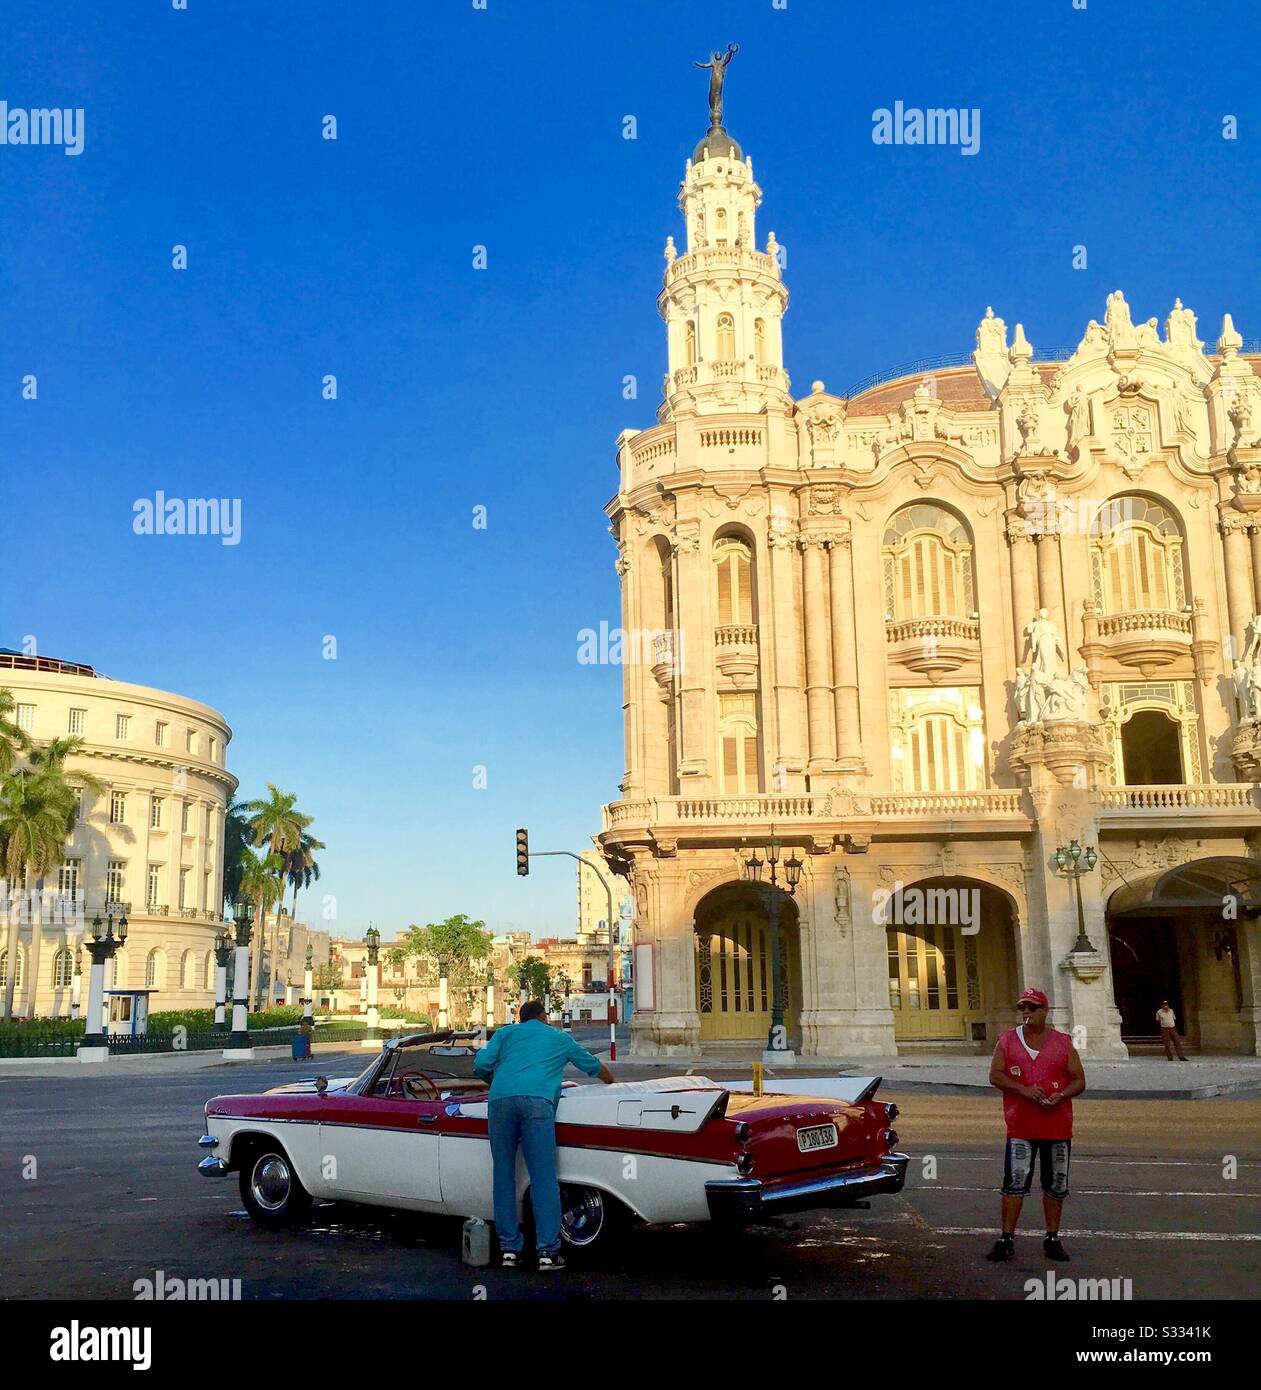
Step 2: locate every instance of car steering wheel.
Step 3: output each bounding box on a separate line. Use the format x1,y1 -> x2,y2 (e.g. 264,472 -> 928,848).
402,1074 -> 440,1101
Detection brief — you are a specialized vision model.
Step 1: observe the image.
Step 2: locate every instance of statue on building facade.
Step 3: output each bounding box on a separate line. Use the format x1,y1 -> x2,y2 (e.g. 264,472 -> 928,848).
694,44 -> 738,128
1015,609 -> 1087,724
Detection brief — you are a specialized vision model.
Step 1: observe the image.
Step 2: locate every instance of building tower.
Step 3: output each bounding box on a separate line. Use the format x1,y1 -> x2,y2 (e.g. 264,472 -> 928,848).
659,80 -> 790,419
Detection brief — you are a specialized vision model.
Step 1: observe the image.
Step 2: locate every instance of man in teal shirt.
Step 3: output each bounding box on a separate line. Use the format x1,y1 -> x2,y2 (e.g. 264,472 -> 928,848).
474,1000 -> 614,1270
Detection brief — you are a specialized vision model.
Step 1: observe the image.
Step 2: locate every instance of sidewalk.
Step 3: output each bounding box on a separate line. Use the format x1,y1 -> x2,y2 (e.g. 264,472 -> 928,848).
0,1041 -> 360,1079
581,1045 -> 1261,1100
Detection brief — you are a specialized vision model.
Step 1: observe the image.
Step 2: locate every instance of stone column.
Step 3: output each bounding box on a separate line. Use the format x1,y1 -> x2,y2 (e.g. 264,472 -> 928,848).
827,531 -> 862,768
767,527 -> 806,789
801,537 -> 836,771
616,544 -> 644,797
1220,511 -> 1254,656
1006,515 -> 1038,666
1034,533 -> 1066,641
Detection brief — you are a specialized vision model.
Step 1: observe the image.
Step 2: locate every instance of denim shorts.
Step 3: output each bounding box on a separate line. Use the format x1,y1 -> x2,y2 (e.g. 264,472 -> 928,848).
1001,1137 -> 1071,1199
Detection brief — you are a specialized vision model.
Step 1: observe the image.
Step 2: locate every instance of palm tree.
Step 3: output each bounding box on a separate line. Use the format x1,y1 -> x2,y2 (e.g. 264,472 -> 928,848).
0,689 -> 32,775
283,829 -> 324,923
241,786 -> 310,1008
237,848 -> 285,1009
221,799 -> 254,913
0,768 -> 76,1020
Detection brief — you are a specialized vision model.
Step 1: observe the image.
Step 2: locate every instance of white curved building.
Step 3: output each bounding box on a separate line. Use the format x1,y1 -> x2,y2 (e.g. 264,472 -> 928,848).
0,650 -> 237,1017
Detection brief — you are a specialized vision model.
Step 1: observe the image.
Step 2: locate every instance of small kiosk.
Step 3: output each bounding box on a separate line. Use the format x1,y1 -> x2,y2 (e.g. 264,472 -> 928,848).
105,988 -> 157,1037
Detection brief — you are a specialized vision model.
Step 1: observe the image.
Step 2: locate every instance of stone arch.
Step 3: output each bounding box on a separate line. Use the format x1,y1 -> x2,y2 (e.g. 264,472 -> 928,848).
879,873 -> 1024,1048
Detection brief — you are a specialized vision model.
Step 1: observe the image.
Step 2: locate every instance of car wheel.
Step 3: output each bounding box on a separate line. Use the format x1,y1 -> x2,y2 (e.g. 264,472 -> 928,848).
238,1146 -> 313,1228
523,1183 -> 621,1258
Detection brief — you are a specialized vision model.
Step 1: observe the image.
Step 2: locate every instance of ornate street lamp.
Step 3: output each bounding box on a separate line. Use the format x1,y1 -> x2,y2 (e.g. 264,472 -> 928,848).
741,833 -> 803,1061
1054,839 -> 1099,954
364,925 -> 381,1043
78,907 -> 128,1059
212,930 -> 233,1032
225,901 -> 255,1057
301,943 -> 315,1033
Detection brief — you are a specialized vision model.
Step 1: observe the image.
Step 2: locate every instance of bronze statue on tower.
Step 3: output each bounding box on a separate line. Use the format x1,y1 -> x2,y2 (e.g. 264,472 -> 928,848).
694,43 -> 738,129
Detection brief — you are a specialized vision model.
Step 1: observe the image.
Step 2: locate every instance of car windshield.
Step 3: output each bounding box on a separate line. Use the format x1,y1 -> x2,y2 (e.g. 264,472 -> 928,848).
345,1053 -> 388,1095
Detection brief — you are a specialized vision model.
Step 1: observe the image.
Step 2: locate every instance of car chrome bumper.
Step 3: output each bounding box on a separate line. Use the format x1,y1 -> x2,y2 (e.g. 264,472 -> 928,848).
705,1152 -> 909,1222
198,1155 -> 228,1177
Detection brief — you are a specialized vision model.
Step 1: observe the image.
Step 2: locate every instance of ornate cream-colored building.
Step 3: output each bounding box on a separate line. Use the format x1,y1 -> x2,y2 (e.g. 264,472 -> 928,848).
598,102 -> 1261,1059
0,651 -> 236,1016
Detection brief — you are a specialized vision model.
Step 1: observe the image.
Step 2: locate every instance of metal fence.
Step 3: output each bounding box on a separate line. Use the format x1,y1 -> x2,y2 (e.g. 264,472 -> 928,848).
0,1023 -> 379,1058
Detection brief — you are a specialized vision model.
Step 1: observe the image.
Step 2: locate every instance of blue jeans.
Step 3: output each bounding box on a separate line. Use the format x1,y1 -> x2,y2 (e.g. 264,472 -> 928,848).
488,1096 -> 562,1255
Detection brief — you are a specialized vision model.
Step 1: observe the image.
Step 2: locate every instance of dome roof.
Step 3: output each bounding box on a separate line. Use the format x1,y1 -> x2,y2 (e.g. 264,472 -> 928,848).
693,125 -> 743,163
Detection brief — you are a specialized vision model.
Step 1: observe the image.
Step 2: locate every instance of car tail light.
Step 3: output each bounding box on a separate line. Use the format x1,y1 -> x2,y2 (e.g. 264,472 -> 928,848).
737,1152 -> 754,1176
734,1121 -> 751,1143
880,1128 -> 899,1149
883,1103 -> 899,1122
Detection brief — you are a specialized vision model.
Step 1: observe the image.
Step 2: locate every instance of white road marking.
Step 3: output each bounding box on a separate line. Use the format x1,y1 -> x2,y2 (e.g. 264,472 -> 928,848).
916,1186 -> 1257,1198
941,1155 -> 1260,1168
935,1226 -> 1261,1241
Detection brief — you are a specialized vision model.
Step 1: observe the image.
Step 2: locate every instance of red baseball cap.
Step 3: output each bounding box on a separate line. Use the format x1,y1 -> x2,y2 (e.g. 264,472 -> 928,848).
1016,988 -> 1049,1009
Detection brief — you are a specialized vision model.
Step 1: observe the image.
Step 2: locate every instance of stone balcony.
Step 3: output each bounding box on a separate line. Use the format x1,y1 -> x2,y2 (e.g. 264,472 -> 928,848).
665,245 -> 781,284
601,783 -> 1261,853
714,623 -> 758,688
885,615 -> 981,681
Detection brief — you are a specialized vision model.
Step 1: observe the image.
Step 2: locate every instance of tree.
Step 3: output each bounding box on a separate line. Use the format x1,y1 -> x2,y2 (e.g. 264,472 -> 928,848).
0,768 -> 76,1020
399,914 -> 493,1024
221,800 -> 254,913
0,689 -> 32,776
313,962 -> 343,992
282,829 -> 324,925
237,849 -> 285,1006
242,786 -> 311,1008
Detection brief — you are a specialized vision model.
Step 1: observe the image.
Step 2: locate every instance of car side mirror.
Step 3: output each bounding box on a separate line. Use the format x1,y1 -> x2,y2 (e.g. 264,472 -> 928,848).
315,1076 -> 328,1093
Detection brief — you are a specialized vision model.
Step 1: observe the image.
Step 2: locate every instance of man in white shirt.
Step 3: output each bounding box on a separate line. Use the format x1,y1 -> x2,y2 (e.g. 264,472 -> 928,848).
1156,999 -> 1187,1061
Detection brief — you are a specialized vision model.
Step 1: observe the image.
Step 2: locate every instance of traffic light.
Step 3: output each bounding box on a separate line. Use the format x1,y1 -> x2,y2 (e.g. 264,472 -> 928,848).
515,827 -> 529,876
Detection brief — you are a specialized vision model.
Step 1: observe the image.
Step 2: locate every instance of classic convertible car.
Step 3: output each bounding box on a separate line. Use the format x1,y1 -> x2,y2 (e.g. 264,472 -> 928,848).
197,1032 -> 908,1252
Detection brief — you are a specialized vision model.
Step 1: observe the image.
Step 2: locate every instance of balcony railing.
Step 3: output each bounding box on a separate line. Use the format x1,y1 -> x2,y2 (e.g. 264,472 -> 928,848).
1096,609 -> 1191,637
867,790 -> 1026,816
715,624 -> 758,647
1098,784 -> 1257,812
885,616 -> 980,644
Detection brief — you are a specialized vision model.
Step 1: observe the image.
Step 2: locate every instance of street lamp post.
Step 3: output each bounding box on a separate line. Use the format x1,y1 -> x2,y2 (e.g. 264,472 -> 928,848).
70,938 -> 82,1020
302,944 -> 314,1031
363,926 -> 380,1048
484,962 -> 495,1029
77,909 -> 128,1063
741,834 -> 803,1063
438,964 -> 449,1030
212,931 -> 233,1032
1055,839 -> 1099,954
224,902 -> 255,1059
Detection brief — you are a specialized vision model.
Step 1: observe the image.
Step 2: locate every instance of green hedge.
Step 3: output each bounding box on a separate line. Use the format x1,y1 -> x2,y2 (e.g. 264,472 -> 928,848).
377,1008 -> 433,1024
0,1005 -> 306,1044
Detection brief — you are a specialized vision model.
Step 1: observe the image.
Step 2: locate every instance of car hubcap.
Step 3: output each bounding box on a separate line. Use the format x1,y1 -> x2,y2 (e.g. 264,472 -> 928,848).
251,1154 -> 292,1211
559,1186 -> 605,1246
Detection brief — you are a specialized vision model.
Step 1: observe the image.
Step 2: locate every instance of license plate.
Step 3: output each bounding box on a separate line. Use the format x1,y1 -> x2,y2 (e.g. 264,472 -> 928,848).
796,1123 -> 838,1153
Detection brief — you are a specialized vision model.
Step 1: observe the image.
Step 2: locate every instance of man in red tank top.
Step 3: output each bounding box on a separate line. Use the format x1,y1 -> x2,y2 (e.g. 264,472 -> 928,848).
984,988 -> 1086,1264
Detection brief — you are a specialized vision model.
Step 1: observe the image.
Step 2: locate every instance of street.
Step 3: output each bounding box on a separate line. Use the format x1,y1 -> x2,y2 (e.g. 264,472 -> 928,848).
2,1051 -> 1259,1301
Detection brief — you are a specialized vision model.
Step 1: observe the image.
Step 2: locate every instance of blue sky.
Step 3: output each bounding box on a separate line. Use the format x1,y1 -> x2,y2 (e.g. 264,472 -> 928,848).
3,0 -> 1259,943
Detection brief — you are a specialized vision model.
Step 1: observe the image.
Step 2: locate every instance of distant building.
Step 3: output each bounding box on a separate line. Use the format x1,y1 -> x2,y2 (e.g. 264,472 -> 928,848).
0,650 -> 235,1017
576,848 -> 624,936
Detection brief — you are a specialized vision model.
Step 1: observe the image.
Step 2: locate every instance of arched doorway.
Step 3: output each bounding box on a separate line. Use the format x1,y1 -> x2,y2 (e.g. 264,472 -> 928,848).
694,884 -> 800,1045
1121,710 -> 1183,784
882,878 -> 1021,1047
1106,856 -> 1259,1050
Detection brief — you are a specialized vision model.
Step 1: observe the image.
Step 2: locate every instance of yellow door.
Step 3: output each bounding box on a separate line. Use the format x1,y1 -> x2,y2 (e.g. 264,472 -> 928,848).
887,924 -> 967,1040
696,907 -> 795,1041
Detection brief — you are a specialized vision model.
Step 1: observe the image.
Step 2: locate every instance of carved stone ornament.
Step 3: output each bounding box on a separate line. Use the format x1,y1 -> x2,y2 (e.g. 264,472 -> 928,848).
1008,719 -> 1109,788
1062,947 -> 1108,983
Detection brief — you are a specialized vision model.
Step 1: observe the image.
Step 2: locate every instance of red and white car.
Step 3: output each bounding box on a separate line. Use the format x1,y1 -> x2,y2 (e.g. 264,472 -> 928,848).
197,1032 -> 908,1252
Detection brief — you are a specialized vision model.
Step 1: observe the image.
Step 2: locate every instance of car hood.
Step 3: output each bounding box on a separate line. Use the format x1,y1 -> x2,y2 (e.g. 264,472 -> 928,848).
261,1077 -> 359,1095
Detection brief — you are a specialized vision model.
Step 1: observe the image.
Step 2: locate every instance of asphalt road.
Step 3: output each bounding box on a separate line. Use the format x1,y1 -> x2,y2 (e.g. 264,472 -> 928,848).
2,1051 -> 1259,1301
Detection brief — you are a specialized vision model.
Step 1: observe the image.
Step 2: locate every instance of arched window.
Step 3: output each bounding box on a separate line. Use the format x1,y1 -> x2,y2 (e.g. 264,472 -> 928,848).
754,318 -> 766,364
53,948 -> 73,988
715,313 -> 736,360
204,950 -> 216,989
715,207 -> 727,229
1090,496 -> 1186,614
0,949 -> 23,989
890,688 -> 986,792
112,948 -> 128,988
146,949 -> 164,989
718,693 -> 760,794
181,950 -> 196,990
714,536 -> 755,626
882,505 -> 975,622
684,321 -> 696,367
